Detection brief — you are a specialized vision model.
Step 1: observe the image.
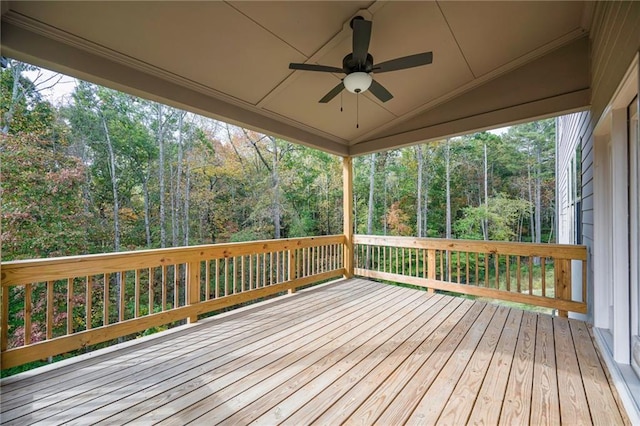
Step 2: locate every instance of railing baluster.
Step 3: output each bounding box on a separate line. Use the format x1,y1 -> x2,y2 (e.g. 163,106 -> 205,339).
119,271 -> 125,321
402,248 -> 406,275
67,278 -> 73,334
135,270 -> 140,318
161,266 -> 167,311
148,267 -> 154,315
517,256 -> 522,293
205,261 -> 211,300
494,254 -> 499,289
233,257 -> 238,293
241,255 -> 246,291
505,255 -> 510,291
262,252 -> 266,285
484,253 -> 489,287
541,258 -> 546,297
474,253 -> 479,285
46,281 -> 53,340
24,283 -> 32,345
215,258 -> 220,298
528,257 -> 534,295
466,252 -> 470,285
249,255 -> 254,290
225,257 -> 230,295
173,266 -> 179,308
457,252 -> 461,284
86,276 -> 93,330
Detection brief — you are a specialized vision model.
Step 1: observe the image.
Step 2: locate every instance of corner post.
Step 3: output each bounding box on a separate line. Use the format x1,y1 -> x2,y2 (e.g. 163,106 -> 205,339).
343,156 -> 354,278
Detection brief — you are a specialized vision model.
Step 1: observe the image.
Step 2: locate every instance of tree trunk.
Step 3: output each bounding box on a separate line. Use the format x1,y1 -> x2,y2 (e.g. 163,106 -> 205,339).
101,112 -> 122,331
172,112 -> 185,246
445,140 -> 451,240
169,159 -> 177,246
100,114 -> 120,252
535,146 -> 542,244
423,146 -> 429,237
1,61 -> 24,135
445,140 -> 451,280
483,142 -> 489,240
143,163 -> 152,247
157,104 -> 167,248
366,153 -> 376,268
183,161 -> 191,246
416,145 -> 423,237
271,136 -> 281,239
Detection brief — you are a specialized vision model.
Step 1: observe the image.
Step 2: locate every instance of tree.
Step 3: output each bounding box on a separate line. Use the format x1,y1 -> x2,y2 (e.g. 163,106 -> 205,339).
1,133 -> 87,259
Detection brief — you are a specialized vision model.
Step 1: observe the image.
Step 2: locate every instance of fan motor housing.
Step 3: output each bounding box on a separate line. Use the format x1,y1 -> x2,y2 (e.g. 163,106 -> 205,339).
343,53 -> 374,74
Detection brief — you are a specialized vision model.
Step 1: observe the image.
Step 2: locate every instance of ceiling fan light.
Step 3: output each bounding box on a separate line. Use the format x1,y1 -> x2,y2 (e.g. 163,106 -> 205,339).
343,72 -> 372,94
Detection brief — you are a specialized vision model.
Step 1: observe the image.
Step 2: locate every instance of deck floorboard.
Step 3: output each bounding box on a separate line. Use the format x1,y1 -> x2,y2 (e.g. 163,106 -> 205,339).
0,278 -> 629,425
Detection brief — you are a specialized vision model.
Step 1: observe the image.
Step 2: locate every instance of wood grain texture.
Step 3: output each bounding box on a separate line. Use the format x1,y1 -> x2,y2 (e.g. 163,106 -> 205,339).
0,279 -> 628,426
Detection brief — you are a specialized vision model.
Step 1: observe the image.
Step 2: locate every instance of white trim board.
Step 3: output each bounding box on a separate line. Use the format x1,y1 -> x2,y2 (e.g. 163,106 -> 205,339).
593,327 -> 640,425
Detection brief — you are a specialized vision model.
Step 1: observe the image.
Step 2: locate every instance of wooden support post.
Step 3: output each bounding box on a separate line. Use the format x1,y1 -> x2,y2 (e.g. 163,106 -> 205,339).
186,260 -> 200,324
343,156 -> 354,278
288,249 -> 296,294
427,249 -> 436,294
554,258 -> 571,318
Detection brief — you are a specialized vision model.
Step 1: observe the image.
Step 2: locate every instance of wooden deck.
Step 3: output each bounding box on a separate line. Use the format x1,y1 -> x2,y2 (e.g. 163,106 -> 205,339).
0,278 -> 629,425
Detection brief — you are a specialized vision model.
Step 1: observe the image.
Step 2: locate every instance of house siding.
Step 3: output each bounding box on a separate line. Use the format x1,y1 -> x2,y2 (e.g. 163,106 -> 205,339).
557,1 -> 640,324
557,111 -> 593,320
591,2 -> 640,122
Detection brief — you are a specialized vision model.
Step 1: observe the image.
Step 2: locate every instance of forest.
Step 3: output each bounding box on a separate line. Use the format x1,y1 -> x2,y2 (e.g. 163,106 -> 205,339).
1,59 -> 555,264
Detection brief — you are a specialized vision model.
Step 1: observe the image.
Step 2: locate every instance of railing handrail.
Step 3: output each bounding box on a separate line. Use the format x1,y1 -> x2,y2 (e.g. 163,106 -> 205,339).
353,235 -> 587,260
353,234 -> 588,316
1,235 -> 347,369
1,235 -> 345,286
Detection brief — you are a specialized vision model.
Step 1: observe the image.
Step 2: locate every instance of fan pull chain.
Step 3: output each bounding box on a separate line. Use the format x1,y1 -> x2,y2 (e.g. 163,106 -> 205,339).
340,90 -> 343,112
356,93 -> 359,129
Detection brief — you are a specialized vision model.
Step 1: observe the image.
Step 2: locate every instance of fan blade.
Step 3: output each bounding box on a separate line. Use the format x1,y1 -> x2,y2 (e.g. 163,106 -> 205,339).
289,63 -> 344,73
374,52 -> 433,73
368,79 -> 393,102
319,82 -> 345,103
352,18 -> 372,67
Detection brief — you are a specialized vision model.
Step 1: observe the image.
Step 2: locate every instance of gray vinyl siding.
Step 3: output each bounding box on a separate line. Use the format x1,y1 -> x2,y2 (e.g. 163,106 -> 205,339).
591,2 -> 640,121
557,110 -> 593,320
556,1 -> 640,324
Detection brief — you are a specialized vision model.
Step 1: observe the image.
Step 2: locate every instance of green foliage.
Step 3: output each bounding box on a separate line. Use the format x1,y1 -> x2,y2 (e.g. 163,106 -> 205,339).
455,194 -> 532,241
1,132 -> 88,259
0,60 -> 559,376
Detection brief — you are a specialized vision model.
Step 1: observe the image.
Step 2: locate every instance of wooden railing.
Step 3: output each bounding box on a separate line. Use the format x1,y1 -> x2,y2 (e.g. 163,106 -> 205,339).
1,235 -> 345,369
354,235 -> 587,316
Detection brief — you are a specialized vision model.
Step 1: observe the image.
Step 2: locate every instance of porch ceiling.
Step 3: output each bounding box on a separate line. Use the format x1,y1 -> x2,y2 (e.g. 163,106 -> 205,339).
0,1 -> 592,156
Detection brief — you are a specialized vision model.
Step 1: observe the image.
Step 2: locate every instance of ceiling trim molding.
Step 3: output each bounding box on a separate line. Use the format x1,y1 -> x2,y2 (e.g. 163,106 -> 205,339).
349,88 -> 590,156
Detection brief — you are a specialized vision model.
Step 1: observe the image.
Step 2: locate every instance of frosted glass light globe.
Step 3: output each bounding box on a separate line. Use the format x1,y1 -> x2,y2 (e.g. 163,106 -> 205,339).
343,72 -> 372,94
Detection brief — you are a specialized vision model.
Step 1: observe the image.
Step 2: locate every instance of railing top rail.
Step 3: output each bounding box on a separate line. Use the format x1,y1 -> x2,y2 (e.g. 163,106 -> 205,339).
353,235 -> 587,260
1,235 -> 345,286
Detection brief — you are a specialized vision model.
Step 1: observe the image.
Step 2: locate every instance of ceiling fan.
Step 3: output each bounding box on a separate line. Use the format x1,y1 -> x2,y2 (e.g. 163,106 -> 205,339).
289,16 -> 433,104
